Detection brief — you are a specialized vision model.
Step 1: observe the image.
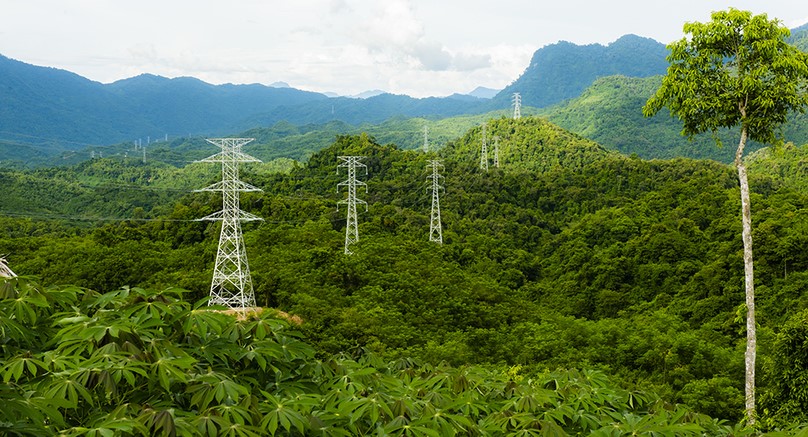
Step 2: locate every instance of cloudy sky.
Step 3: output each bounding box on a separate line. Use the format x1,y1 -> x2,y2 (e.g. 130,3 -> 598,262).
1,0 -> 807,98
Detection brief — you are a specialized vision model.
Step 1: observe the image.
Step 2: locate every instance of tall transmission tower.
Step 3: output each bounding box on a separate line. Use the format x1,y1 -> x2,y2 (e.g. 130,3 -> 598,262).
337,156 -> 368,255
480,123 -> 488,171
196,138 -> 263,309
426,160 -> 444,244
512,92 -> 522,119
423,125 -> 429,153
0,256 -> 16,278
492,135 -> 500,168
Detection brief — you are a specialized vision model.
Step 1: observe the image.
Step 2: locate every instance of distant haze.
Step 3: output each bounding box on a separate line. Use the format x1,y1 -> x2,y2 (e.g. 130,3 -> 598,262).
0,0 -> 806,97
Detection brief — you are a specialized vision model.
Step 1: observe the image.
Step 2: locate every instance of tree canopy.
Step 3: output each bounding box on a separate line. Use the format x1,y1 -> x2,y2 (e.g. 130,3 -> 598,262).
643,8 -> 808,143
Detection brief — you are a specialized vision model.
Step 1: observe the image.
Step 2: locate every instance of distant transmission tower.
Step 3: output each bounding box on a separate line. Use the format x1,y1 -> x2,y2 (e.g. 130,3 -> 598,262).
426,160 -> 444,244
196,138 -> 262,309
480,123 -> 488,171
337,156 -> 368,255
493,135 -> 500,168
512,92 -> 522,119
423,125 -> 429,153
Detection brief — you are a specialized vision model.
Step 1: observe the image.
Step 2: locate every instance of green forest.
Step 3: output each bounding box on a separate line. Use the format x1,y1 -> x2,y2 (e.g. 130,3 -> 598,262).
3,115 -> 808,434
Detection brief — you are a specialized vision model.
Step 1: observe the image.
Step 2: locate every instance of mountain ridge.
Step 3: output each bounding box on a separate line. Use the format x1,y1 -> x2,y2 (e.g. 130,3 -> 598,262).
493,34 -> 669,108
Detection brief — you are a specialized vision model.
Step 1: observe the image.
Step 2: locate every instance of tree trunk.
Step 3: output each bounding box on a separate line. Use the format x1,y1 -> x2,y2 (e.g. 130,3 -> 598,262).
735,123 -> 756,426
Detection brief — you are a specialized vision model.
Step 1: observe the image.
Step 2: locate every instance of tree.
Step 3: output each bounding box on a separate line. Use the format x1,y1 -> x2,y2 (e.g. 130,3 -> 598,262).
643,8 -> 808,425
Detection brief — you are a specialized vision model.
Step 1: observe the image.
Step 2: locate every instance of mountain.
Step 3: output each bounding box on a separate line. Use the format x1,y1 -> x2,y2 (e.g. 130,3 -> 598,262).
351,89 -> 387,99
493,34 -> 669,109
467,86 -> 499,99
238,92 -> 488,129
105,74 -> 327,137
787,22 -> 808,49
0,55 -> 328,150
0,54 -> 154,148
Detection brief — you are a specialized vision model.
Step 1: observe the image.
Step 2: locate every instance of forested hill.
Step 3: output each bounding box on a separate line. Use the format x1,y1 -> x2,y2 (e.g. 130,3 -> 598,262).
538,75 -> 808,163
492,34 -> 668,108
532,24 -> 808,163
3,117 -> 808,429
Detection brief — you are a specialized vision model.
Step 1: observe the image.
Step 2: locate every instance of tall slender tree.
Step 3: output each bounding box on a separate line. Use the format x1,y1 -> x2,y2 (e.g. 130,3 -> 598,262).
643,9 -> 808,425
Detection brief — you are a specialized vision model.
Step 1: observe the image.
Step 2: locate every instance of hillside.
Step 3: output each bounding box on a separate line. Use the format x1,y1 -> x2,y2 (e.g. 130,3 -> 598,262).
237,92 -> 489,128
0,55 -> 328,148
3,117 -> 808,429
492,34 -> 668,109
19,112 -> 517,168
538,75 -> 808,163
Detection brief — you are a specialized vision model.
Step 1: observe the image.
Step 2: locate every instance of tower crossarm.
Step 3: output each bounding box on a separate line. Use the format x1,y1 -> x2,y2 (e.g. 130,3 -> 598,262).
195,152 -> 261,163
196,210 -> 264,222
195,180 -> 262,192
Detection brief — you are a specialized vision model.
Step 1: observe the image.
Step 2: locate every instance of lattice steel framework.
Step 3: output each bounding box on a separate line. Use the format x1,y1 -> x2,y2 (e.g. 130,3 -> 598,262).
480,124 -> 488,171
512,92 -> 522,119
0,256 -> 16,278
426,160 -> 444,244
337,156 -> 367,255
493,135 -> 500,168
196,138 -> 262,309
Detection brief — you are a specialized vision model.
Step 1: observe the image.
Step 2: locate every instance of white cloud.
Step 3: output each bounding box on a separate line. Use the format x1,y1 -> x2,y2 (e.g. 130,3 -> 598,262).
451,52 -> 492,71
2,0 -> 807,97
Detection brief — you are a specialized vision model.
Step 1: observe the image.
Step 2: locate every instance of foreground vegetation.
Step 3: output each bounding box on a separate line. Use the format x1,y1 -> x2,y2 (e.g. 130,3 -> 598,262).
0,278 -> 782,436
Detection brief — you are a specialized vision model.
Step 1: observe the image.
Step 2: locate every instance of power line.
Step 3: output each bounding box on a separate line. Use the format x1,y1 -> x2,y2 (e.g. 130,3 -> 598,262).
0,210 -> 347,226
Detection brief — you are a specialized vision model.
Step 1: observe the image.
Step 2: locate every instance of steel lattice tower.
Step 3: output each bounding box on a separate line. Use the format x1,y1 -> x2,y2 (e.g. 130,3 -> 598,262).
512,92 -> 522,119
0,256 -> 16,278
196,138 -> 262,309
493,135 -> 500,168
480,124 -> 488,171
337,156 -> 368,255
426,160 -> 444,244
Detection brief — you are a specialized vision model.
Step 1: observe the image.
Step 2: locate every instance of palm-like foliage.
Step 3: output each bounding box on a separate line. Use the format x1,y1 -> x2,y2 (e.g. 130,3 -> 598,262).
0,277 -> 790,435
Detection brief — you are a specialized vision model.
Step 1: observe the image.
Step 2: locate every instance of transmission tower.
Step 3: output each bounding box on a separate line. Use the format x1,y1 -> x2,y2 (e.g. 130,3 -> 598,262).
337,156 -> 368,255
196,138 -> 262,309
0,256 -> 16,278
426,160 -> 444,244
493,135 -> 500,168
423,125 -> 429,153
512,92 -> 522,119
480,123 -> 488,171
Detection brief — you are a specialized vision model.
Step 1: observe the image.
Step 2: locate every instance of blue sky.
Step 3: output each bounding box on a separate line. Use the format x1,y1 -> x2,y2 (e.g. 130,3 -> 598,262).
1,0 -> 806,97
